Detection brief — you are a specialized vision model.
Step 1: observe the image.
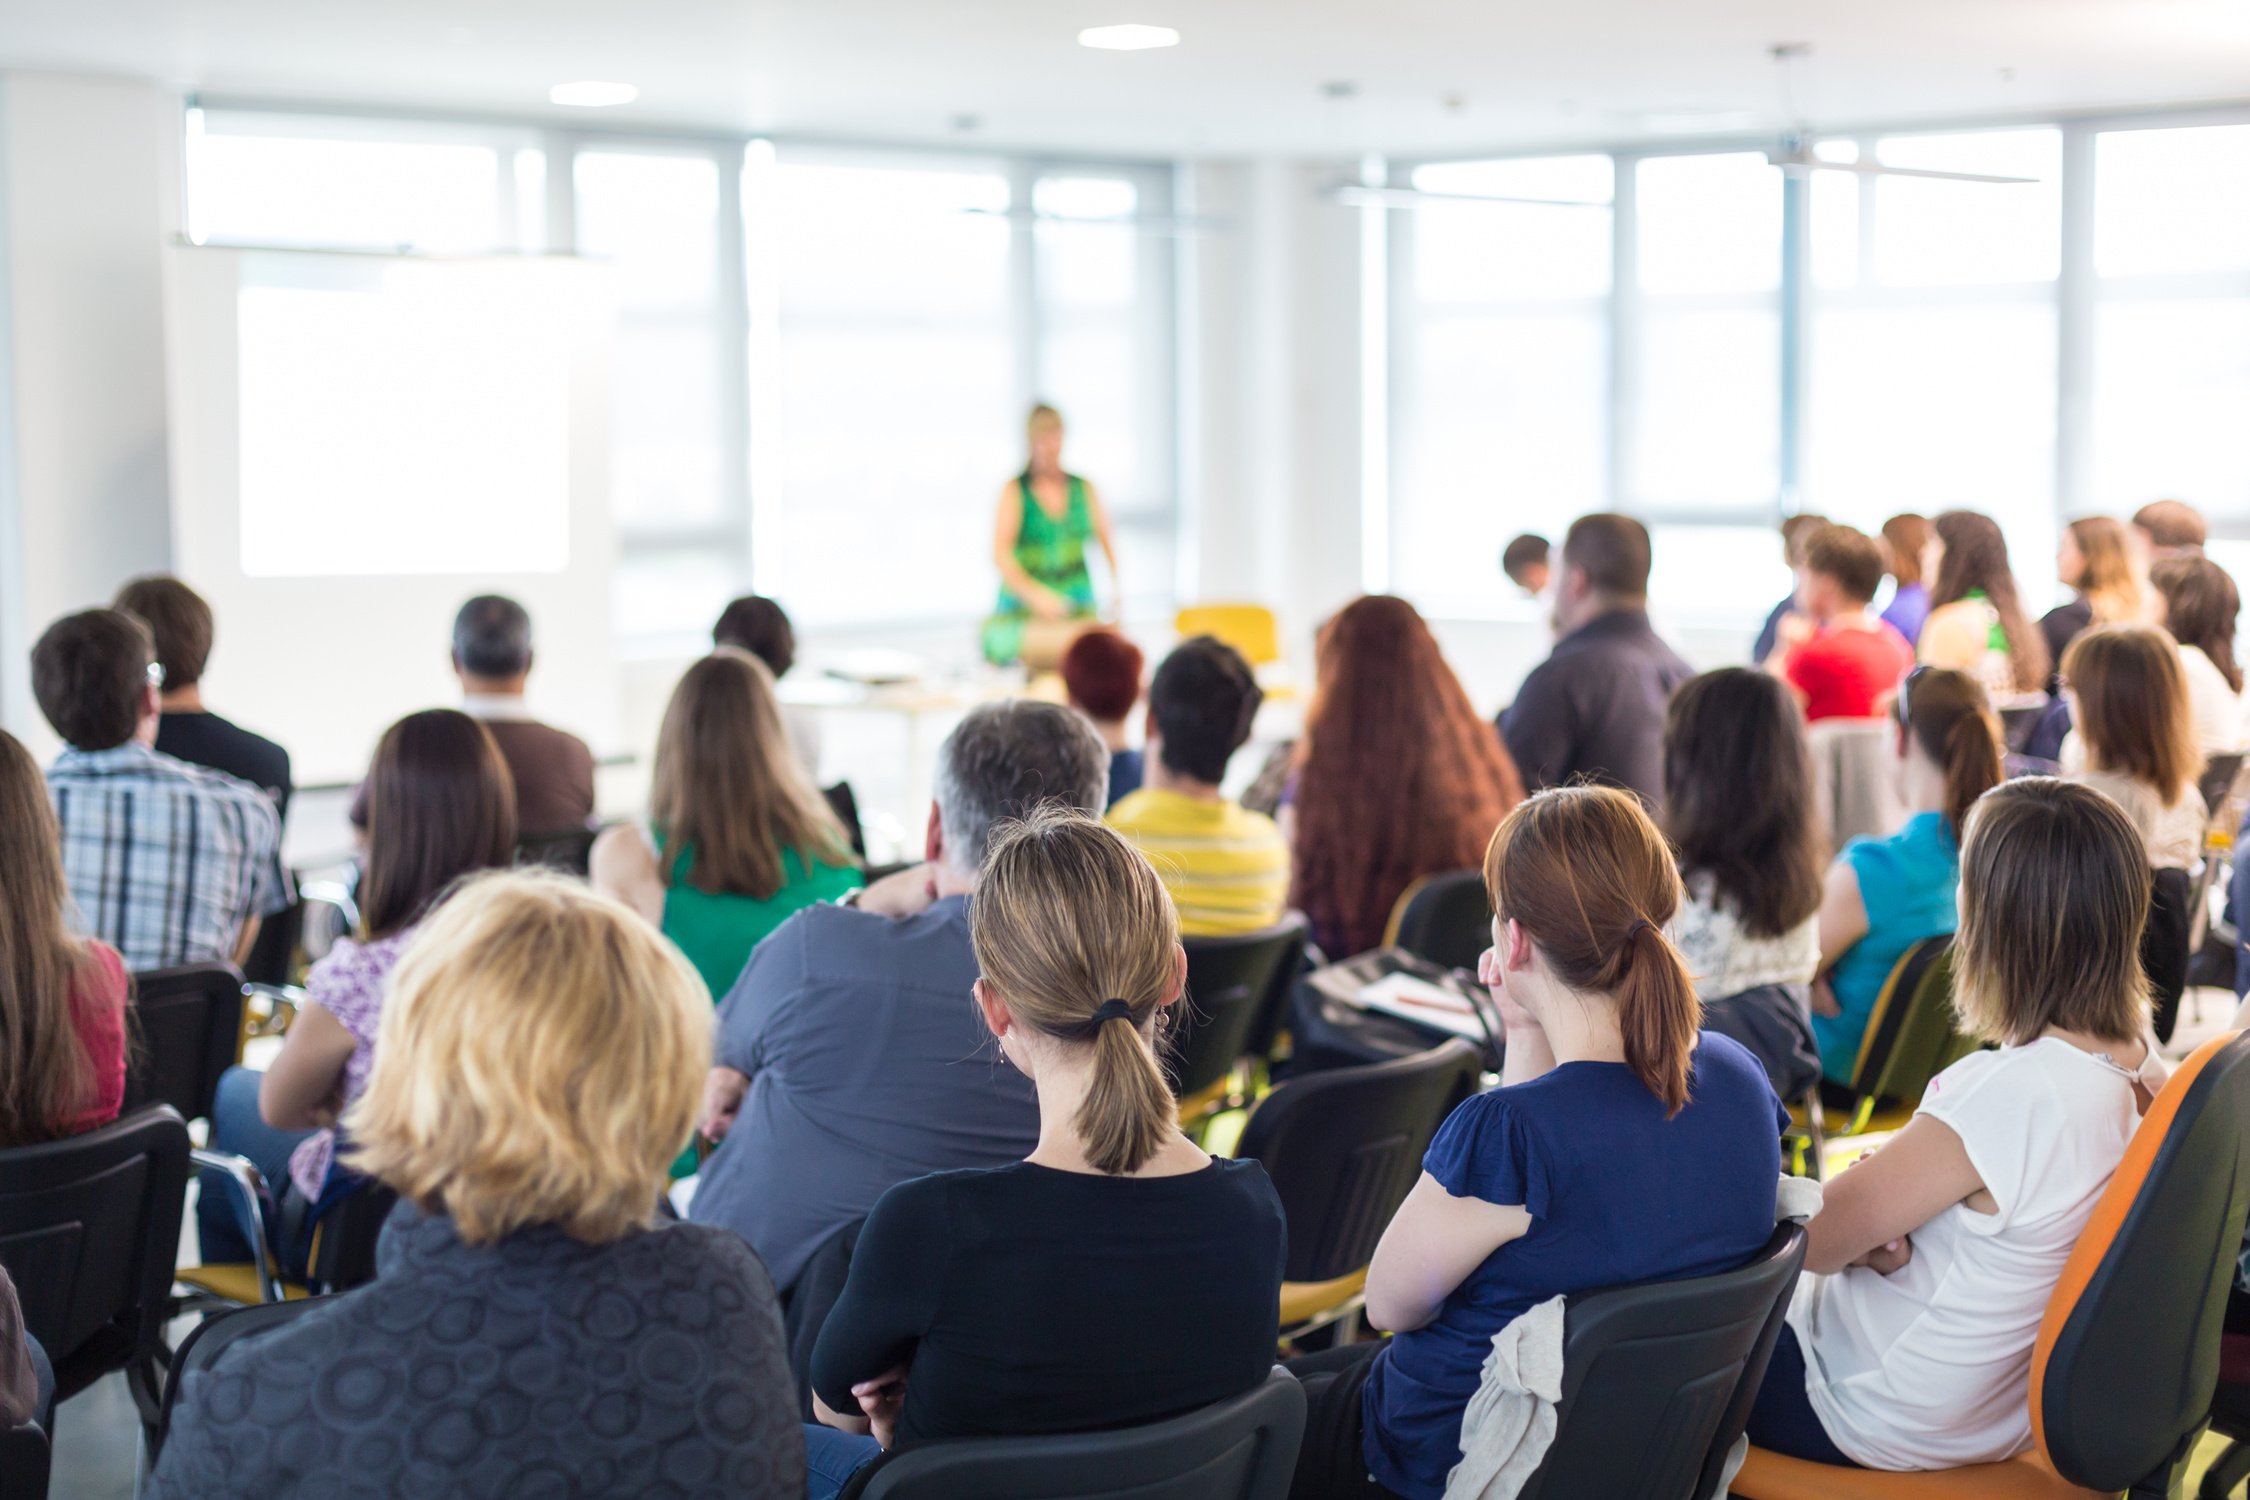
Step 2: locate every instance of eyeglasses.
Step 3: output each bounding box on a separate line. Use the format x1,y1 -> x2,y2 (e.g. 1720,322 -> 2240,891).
145,661 -> 166,689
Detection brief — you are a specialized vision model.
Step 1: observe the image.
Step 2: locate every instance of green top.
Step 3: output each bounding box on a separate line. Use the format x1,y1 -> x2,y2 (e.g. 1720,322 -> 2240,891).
654,828 -> 862,1004
998,473 -> 1097,615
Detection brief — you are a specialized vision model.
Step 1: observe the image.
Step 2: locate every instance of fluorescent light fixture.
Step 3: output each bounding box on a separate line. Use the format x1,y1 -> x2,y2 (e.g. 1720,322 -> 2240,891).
549,80 -> 638,107
1078,24 -> 1179,50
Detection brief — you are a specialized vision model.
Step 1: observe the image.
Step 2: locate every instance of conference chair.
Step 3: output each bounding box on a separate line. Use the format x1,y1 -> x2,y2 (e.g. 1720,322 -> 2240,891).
2196,1332 -> 2250,1499
176,1157 -> 397,1310
0,1106 -> 190,1433
2144,866 -> 2194,1044
2186,755 -> 2250,994
1174,604 -> 1281,669
1807,720 -> 1909,856
119,963 -> 247,1125
1382,871 -> 1493,975
148,1295 -> 326,1465
1516,1224 -> 1807,1500
1819,937 -> 1976,1141
1240,911 -> 1314,1069
836,1366 -> 1307,1500
0,1418 -> 48,1500
1234,1040 -> 1484,1340
516,825 -> 600,875
823,780 -> 870,860
1174,915 -> 1312,1127
1738,1028 -> 2250,1500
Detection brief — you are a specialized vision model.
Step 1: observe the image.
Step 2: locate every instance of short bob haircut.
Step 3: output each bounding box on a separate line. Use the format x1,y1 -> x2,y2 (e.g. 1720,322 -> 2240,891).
1953,778 -> 2150,1048
344,870 -> 709,1246
1060,628 -> 1145,722
2061,624 -> 2200,808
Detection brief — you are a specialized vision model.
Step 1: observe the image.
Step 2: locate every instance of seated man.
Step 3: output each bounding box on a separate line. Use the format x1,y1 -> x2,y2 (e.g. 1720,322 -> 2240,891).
33,608 -> 286,970
1769,523 -> 1915,723
1501,533 -> 1550,598
692,700 -> 1107,1297
114,575 -> 293,818
1107,636 -> 1289,936
1500,513 -> 1694,810
1752,513 -> 1829,664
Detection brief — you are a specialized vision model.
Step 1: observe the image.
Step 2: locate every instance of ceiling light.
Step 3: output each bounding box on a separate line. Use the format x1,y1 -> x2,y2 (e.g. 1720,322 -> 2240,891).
549,80 -> 638,108
1078,24 -> 1179,51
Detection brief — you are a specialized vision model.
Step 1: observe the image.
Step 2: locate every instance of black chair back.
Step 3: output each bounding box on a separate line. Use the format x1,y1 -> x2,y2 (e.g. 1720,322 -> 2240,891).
1235,1041 -> 1483,1284
823,781 -> 869,860
515,826 -> 599,875
0,1420 -> 47,1500
1174,916 -> 1312,1100
1516,1224 -> 1808,1500
306,1176 -> 398,1292
151,1296 -> 327,1462
0,1106 -> 189,1414
841,1367 -> 1306,1500
1384,871 -> 1492,973
2199,753 -> 2246,822
120,964 -> 246,1124
2144,866 -> 2193,1045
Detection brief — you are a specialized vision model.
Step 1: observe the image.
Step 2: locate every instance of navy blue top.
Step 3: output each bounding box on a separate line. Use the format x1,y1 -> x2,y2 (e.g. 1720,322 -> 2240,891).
1360,1033 -> 1785,1499
1106,747 -> 1145,808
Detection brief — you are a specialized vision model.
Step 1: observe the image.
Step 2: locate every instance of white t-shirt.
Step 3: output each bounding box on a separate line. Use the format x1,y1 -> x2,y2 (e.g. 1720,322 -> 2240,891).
2178,644 -> 2250,758
1786,1039 -> 2141,1470
2070,769 -> 2207,872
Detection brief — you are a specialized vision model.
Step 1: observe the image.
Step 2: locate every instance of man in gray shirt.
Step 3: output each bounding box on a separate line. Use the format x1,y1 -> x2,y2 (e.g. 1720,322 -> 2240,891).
692,700 -> 1109,1294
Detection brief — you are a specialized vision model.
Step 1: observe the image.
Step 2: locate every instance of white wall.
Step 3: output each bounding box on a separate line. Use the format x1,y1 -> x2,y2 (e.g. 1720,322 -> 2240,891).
0,73 -> 181,757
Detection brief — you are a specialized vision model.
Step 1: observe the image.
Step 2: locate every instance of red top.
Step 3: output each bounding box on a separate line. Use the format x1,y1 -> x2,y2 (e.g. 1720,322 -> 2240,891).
1786,620 -> 1916,723
67,942 -> 129,1135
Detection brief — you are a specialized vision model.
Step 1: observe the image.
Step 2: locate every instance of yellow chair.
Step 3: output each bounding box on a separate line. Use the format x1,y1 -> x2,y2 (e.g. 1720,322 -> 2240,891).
1175,604 -> 1281,667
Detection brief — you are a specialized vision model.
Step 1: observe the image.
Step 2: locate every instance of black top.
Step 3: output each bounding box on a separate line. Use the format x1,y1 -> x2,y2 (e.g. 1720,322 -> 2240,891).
156,710 -> 293,821
1499,608 -> 1695,809
2041,597 -> 2094,689
810,1157 -> 1286,1447
148,1207 -> 804,1499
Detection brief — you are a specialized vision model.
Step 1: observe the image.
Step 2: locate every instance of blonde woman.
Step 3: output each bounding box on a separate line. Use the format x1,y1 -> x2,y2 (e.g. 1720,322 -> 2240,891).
2061,625 -> 2208,870
593,648 -> 860,1006
803,809 -> 1285,1498
2040,517 -> 2145,676
149,873 -> 804,1500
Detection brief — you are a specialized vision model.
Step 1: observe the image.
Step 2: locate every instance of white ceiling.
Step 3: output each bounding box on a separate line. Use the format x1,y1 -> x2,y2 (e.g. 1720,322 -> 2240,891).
4,0 -> 2249,158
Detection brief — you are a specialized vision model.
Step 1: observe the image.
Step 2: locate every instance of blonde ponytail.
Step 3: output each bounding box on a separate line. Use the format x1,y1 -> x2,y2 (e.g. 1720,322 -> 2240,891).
970,806 -> 1184,1176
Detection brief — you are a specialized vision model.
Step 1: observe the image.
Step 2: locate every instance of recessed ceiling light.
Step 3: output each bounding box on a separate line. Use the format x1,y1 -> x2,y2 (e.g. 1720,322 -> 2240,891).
1078,24 -> 1179,51
549,80 -> 638,108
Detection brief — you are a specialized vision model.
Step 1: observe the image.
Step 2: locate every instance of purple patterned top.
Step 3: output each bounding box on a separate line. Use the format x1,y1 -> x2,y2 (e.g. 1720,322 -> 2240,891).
286,928 -> 418,1200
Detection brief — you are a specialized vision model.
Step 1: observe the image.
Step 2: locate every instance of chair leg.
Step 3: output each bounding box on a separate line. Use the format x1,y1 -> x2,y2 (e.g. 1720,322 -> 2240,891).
127,1351 -> 165,1439
2201,1439 -> 2250,1500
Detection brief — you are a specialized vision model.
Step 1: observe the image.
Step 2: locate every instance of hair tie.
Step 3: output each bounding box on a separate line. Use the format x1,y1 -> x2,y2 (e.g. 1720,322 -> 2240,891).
1624,918 -> 1655,943
1087,998 -> 1137,1031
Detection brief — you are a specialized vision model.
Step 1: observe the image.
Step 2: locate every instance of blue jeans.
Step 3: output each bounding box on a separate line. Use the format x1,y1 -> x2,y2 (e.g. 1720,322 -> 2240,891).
195,1066 -> 315,1270
1743,1325 -> 1859,1467
803,1424 -> 883,1499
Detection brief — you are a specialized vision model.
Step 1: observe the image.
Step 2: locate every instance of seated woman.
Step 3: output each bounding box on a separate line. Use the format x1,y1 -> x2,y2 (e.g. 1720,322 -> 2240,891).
2151,555 -> 2249,757
0,729 -> 128,1149
1060,626 -> 1146,806
1286,595 -> 1524,958
1285,786 -> 1785,1500
198,709 -> 516,1268
1812,668 -> 2003,1083
803,808 -> 1285,1500
714,593 -> 823,780
1746,778 -> 2163,1469
1917,510 -> 2049,710
149,872 -> 804,1499
594,648 -> 860,1009
1663,670 -> 1825,1102
2040,516 -> 2144,685
2061,625 -> 2207,871
1878,514 -> 1931,647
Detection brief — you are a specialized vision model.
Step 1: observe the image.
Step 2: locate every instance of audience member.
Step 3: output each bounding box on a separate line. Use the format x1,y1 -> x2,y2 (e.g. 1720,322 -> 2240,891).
114,575 -> 292,817
32,608 -> 286,970
1285,787 -> 1784,1500
0,729 -> 128,1148
2133,498 -> 2207,562
1107,636 -> 1289,936
1663,671 -> 1825,1101
2040,517 -> 2143,677
197,710 -> 516,1270
592,650 -> 859,1010
1501,513 -> 1693,806
1060,627 -> 1145,806
1501,533 -> 1551,597
1771,524 -> 1915,723
1812,668 -> 2003,1082
432,595 -> 595,834
714,593 -> 822,780
1878,514 -> 1932,647
1746,778 -> 2162,1470
1752,513 -> 1830,663
149,873 -> 803,1499
1294,596 -> 1523,958
2151,555 -> 2250,756
803,810 -> 1285,1497
1917,510 -> 2049,706
690,701 -> 1104,1297
2061,626 -> 2207,871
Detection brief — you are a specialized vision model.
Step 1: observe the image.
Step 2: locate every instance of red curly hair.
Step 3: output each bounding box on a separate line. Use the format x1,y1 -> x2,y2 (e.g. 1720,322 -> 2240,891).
1290,596 -> 1524,957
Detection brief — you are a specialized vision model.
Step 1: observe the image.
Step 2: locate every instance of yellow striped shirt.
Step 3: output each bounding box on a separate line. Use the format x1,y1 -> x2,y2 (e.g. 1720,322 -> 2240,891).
1106,788 -> 1290,937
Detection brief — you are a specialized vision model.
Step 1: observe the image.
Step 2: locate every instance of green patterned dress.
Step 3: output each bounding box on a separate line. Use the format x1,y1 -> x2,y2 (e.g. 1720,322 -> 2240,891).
984,473 -> 1098,664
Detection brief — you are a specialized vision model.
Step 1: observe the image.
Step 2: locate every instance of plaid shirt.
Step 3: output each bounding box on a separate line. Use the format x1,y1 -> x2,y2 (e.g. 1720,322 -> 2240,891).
47,743 -> 289,972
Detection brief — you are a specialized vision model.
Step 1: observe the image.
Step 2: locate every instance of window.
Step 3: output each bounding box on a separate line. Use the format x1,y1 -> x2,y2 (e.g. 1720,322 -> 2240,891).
1389,156 -> 1612,616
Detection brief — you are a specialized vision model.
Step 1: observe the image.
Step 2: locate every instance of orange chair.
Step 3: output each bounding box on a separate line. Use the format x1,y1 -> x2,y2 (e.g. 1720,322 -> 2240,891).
1734,1028 -> 2250,1500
